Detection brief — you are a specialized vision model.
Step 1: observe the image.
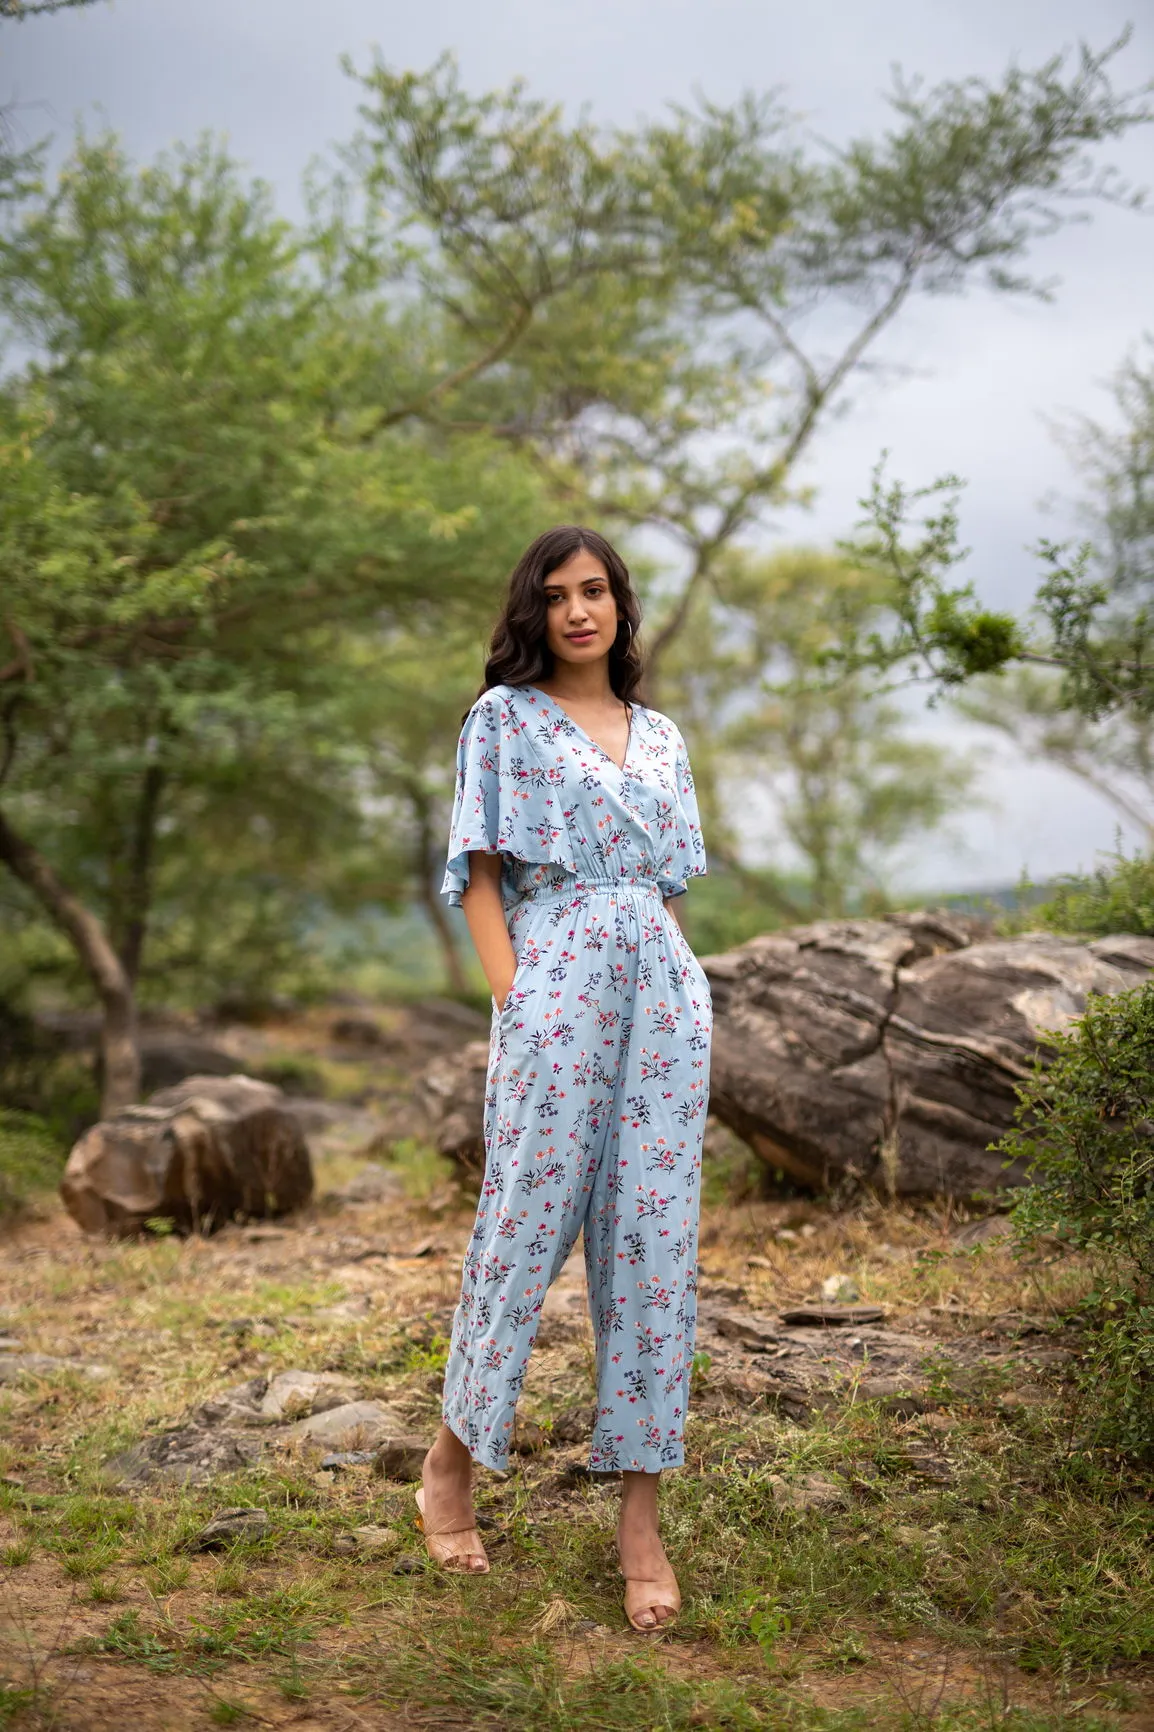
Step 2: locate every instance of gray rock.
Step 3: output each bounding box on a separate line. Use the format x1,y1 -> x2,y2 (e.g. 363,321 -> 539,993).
701,915 -> 1153,1197
0,1354 -> 111,1383
259,1369 -> 361,1420
416,1041 -> 490,1173
106,1426 -> 262,1488
822,1275 -> 861,1303
333,1163 -> 406,1206
371,1436 -> 428,1482
349,1524 -> 394,1551
186,1507 -> 270,1551
320,1451 -> 377,1470
769,1475 -> 846,1512
952,1214 -> 1014,1249
287,1401 -> 411,1449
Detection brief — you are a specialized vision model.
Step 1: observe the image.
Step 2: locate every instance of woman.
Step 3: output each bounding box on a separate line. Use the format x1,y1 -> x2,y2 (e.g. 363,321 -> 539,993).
417,525 -> 713,1632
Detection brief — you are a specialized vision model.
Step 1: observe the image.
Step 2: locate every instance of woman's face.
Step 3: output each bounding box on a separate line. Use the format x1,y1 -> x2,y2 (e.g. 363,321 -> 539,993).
541,548 -> 622,667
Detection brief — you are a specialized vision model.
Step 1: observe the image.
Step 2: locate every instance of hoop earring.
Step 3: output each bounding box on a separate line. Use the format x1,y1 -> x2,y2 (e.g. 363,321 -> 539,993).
619,618 -> 634,652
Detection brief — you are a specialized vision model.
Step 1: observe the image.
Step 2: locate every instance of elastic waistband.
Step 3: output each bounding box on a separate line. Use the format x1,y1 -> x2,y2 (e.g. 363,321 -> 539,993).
519,876 -> 663,904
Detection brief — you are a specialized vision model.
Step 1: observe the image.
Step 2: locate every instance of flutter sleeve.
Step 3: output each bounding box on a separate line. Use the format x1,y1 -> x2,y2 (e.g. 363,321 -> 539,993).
441,688 -> 576,906
658,727 -> 708,899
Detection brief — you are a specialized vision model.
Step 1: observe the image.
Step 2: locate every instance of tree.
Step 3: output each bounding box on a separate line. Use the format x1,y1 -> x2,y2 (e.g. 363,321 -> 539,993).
0,135 -> 548,1111
664,550 -> 976,916
341,38 -> 1153,697
933,340 -> 1154,843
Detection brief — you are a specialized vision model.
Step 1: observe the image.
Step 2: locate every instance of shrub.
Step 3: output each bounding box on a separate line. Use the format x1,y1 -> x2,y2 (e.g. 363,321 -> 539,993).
997,979 -> 1154,1459
1031,837 -> 1154,937
0,1108 -> 68,1221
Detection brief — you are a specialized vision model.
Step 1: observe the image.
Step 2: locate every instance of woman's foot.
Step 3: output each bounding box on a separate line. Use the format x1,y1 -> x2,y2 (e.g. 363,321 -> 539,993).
416,1425 -> 489,1574
617,1471 -> 679,1631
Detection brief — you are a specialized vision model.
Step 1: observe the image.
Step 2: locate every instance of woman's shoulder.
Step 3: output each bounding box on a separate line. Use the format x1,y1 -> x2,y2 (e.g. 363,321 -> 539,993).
633,702 -> 687,751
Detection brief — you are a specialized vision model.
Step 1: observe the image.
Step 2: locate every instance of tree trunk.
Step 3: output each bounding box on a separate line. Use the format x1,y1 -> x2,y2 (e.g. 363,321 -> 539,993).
413,792 -> 469,996
118,758 -> 165,985
0,804 -> 140,1114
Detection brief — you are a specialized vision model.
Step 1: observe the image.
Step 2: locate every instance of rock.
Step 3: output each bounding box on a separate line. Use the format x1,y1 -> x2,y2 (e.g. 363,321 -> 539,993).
714,1311 -> 786,1351
107,1426 -> 262,1488
701,914 -> 1153,1197
349,1524 -> 394,1551
0,1354 -> 112,1383
259,1369 -> 361,1421
192,1376 -> 272,1428
371,1436 -> 428,1482
779,1304 -> 886,1327
952,1214 -> 1014,1249
822,1275 -> 861,1304
769,1475 -> 846,1513
416,1041 -> 491,1172
551,1405 -> 597,1445
511,1419 -> 549,1455
287,1401 -> 411,1449
185,1507 -> 270,1551
139,1037 -> 240,1096
856,1376 -> 929,1416
60,1073 -> 314,1237
320,1451 -> 377,1471
330,1016 -> 386,1047
331,1163 -> 406,1206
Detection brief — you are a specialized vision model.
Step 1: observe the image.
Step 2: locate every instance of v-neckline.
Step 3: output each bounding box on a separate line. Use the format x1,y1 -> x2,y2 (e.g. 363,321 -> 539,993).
523,685 -> 635,775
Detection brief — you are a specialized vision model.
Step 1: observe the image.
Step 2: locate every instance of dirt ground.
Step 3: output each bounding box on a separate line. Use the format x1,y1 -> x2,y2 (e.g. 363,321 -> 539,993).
2,1013 -> 1153,1730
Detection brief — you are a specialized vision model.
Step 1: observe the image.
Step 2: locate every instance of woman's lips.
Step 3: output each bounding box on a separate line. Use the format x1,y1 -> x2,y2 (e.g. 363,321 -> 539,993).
566,630 -> 596,641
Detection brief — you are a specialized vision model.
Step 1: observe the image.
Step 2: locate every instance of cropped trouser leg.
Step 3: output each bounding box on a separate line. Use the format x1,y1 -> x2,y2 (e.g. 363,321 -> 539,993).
441,883 -> 710,1473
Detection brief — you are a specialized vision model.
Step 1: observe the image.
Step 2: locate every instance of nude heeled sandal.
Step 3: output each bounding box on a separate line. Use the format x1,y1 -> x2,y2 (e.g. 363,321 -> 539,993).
413,1486 -> 490,1574
621,1568 -> 681,1632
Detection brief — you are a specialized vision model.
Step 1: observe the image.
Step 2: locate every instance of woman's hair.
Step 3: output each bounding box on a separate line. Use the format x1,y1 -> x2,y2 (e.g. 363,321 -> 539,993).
481,525 -> 643,704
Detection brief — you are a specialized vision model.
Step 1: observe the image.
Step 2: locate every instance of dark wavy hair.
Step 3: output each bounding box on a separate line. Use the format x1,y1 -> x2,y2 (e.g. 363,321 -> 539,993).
480,525 -> 643,704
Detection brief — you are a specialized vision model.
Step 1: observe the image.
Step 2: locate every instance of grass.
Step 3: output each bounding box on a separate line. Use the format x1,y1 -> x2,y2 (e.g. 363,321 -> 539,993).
0,1143 -> 1151,1729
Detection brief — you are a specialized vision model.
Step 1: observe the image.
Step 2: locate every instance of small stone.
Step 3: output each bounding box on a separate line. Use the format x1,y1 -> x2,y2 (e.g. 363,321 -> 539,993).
392,1555 -> 423,1574
333,1163 -> 405,1205
288,1401 -> 411,1450
371,1437 -> 428,1482
822,1274 -> 861,1304
799,1223 -> 818,1239
331,1534 -> 358,1556
320,1450 -> 377,1471
260,1369 -> 361,1421
551,1405 -> 597,1445
511,1420 -> 549,1455
0,1354 -> 112,1384
769,1475 -> 846,1513
775,1229 -> 800,1244
350,1524 -> 394,1551
186,1507 -> 270,1551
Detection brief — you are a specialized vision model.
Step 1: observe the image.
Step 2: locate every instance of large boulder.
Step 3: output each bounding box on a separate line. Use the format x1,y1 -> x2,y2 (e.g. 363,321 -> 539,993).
60,1074 -> 314,1236
701,912 -> 1154,1198
417,1039 -> 490,1174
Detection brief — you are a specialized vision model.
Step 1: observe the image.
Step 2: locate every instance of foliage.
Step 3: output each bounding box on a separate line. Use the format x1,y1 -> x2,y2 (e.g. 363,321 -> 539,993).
1029,836 -> 1154,938
0,1106 -> 66,1218
1000,980 -> 1154,1459
344,37 -> 1154,694
665,549 -> 977,917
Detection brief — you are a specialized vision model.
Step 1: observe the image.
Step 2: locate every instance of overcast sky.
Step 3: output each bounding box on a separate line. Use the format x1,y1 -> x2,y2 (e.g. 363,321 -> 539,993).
5,0 -> 1153,894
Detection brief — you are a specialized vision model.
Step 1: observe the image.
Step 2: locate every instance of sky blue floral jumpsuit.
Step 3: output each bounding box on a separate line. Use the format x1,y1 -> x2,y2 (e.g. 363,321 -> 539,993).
439,683 -> 712,1473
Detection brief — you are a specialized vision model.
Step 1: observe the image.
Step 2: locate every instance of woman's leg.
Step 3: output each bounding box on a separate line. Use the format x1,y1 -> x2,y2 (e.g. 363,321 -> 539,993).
617,1468 -> 681,1630
418,1421 -> 488,1573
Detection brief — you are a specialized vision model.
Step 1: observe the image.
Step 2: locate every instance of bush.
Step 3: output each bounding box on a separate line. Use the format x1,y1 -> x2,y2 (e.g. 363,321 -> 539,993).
1030,837 -> 1154,937
0,1108 -> 68,1221
997,979 -> 1154,1460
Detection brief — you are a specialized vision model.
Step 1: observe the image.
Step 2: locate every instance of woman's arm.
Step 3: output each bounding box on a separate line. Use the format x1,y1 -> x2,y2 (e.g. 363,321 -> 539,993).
461,852 -> 518,1009
663,895 -> 684,931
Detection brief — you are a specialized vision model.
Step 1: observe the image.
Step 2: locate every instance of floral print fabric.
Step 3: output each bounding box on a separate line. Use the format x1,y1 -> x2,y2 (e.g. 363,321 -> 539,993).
439,683 -> 712,1471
